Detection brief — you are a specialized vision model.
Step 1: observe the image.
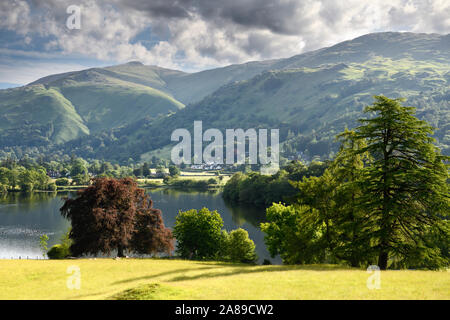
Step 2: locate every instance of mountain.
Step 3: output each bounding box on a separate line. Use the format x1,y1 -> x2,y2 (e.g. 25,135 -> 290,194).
0,62 -> 186,147
0,32 -> 449,161
0,58 -> 279,148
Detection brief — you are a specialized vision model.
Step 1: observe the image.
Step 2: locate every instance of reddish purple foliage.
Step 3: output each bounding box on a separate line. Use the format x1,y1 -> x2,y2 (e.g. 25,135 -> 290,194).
60,177 -> 173,257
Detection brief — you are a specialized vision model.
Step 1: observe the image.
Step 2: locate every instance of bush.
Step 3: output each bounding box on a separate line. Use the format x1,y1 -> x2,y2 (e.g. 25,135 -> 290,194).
55,178 -> 70,186
71,174 -> 90,186
227,228 -> 257,263
262,259 -> 272,265
163,176 -> 173,184
0,183 -> 6,194
173,208 -> 224,260
47,228 -> 72,259
47,182 -> 57,191
169,165 -> 180,177
47,244 -> 71,259
20,182 -> 34,193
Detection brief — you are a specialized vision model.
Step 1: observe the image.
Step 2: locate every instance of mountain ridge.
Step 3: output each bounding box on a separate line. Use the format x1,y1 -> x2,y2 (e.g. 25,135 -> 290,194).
0,32 -> 448,161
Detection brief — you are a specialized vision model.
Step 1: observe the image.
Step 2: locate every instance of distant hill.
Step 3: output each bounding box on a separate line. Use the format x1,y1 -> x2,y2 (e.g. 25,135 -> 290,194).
0,32 -> 448,161
0,62 -> 185,146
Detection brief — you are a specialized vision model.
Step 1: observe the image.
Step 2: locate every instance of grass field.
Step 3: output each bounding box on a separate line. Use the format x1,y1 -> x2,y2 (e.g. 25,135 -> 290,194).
0,259 -> 448,300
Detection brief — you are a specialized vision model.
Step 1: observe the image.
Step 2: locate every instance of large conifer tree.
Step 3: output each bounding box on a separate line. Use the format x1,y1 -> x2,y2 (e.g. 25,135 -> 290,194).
354,96 -> 448,269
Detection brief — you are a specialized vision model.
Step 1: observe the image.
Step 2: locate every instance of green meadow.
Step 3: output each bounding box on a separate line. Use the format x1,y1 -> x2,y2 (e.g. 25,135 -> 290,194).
0,259 -> 448,300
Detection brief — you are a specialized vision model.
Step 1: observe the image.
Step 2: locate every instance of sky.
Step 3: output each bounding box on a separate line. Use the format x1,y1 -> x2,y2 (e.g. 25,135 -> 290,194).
0,0 -> 449,86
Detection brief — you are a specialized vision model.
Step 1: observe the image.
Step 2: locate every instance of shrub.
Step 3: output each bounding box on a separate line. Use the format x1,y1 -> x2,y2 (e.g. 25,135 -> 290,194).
0,183 -> 6,194
47,182 -> 57,191
47,229 -> 72,259
47,244 -> 70,259
55,178 -> 70,186
227,228 -> 257,263
169,165 -> 180,177
20,182 -> 34,193
71,174 -> 90,186
163,176 -> 173,184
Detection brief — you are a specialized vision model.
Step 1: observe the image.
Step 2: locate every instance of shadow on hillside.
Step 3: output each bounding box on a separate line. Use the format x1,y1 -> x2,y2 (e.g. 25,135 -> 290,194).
112,263 -> 351,286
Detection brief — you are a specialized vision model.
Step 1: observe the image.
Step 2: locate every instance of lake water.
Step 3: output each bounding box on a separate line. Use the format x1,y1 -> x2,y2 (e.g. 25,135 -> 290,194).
0,189 -> 280,263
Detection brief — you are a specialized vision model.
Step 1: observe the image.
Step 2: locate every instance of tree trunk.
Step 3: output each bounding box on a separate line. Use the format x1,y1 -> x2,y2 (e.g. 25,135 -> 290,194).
117,245 -> 124,257
350,258 -> 359,268
378,250 -> 388,270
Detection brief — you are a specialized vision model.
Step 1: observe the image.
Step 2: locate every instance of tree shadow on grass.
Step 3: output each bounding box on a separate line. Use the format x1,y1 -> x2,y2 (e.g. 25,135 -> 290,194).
111,266 -> 222,285
112,263 -> 351,286
166,265 -> 348,283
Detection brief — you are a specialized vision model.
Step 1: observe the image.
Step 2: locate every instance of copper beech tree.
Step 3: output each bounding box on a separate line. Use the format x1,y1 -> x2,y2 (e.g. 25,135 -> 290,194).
60,177 -> 173,257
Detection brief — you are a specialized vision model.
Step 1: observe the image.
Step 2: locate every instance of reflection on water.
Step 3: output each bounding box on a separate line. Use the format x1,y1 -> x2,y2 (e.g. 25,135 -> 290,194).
0,189 -> 280,263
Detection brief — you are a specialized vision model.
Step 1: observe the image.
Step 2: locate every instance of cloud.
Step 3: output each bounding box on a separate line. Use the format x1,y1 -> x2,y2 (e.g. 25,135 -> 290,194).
0,0 -> 449,82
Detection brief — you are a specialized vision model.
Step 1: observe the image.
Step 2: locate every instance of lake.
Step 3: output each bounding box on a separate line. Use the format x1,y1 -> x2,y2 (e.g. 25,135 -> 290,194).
0,189 -> 280,263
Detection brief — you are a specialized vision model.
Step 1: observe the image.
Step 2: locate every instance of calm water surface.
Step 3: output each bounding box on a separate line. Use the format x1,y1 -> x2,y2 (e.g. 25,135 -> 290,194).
0,189 -> 280,263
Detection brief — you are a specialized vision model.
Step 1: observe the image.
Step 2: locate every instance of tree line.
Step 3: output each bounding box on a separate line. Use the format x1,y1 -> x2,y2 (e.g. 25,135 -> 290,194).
223,161 -> 328,206
0,165 -> 56,193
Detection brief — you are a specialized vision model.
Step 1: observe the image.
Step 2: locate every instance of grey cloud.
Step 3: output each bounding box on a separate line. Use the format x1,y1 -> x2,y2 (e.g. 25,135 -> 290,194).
0,0 -> 449,77
118,0 -> 314,35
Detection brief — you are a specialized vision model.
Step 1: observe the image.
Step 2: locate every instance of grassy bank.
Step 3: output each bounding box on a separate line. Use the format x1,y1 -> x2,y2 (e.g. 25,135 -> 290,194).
0,259 -> 448,300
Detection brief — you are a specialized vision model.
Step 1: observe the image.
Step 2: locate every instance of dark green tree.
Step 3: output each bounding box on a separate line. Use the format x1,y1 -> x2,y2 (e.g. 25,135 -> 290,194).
169,165 -> 180,177
70,158 -> 88,177
142,162 -> 151,177
354,96 -> 449,269
328,129 -> 373,267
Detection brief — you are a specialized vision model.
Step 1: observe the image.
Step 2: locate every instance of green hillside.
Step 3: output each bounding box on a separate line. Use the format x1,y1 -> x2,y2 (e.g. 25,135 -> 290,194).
0,85 -> 89,146
272,32 -> 450,69
0,63 -> 185,146
56,78 -> 184,134
63,54 -> 449,161
0,32 -> 448,161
